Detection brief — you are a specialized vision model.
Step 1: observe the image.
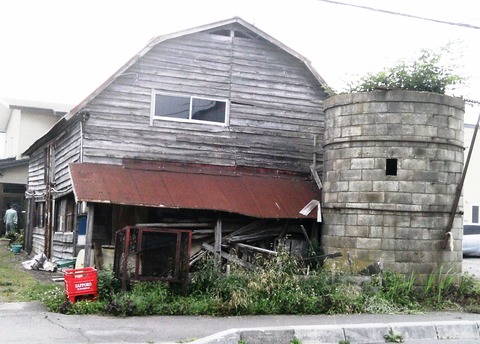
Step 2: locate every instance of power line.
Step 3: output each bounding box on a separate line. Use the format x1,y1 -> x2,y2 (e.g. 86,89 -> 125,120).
317,0 -> 480,30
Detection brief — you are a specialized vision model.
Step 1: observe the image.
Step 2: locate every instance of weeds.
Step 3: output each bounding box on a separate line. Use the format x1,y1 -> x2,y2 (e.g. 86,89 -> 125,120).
23,253 -> 480,317
384,329 -> 403,343
423,266 -> 456,306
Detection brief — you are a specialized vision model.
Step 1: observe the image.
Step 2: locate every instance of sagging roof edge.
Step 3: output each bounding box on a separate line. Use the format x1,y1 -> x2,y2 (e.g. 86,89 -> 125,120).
22,17 -> 330,157
68,161 -> 321,220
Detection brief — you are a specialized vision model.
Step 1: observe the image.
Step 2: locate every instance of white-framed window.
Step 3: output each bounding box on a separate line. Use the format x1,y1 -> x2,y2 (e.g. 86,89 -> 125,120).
150,91 -> 229,126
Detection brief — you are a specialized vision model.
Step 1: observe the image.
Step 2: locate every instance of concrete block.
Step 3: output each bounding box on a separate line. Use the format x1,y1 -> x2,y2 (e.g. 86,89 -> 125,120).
349,181 -> 373,192
373,181 -> 399,192
340,169 -> 362,181
385,193 -> 412,204
362,169 -> 386,181
436,321 -> 480,340
412,193 -> 436,205
294,325 -> 345,344
388,102 -> 415,113
358,214 -> 384,226
345,225 -> 368,237
357,238 -> 382,250
399,181 -> 426,193
342,126 -> 362,137
358,192 -> 385,203
240,328 -> 295,344
390,322 -> 437,340
351,158 -> 375,169
193,329 -> 240,344
344,323 -> 391,343
338,191 -> 359,203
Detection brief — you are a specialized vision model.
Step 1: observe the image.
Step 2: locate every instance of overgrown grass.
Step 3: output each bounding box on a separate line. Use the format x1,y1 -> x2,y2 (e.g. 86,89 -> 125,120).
0,246 -> 48,302
3,245 -> 478,316
23,249 -> 480,316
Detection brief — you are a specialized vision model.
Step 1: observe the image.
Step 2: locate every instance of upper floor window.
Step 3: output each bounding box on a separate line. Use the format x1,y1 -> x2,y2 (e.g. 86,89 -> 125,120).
151,91 -> 229,125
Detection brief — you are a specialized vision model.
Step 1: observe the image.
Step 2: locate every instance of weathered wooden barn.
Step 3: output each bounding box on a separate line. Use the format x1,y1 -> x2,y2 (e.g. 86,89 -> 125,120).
23,17 -> 329,276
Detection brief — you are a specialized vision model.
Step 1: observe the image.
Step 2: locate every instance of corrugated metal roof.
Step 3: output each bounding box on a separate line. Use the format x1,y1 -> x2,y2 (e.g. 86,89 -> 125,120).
69,162 -> 321,219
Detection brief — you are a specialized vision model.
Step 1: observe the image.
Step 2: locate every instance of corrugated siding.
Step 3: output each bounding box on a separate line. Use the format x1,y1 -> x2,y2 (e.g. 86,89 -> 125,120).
81,29 -> 326,173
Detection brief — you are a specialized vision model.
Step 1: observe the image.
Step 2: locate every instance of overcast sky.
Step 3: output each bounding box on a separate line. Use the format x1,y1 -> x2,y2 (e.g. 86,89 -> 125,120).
0,0 -> 479,118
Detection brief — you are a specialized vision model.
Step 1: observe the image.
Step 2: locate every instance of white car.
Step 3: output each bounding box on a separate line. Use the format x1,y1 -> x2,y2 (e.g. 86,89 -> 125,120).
463,225 -> 480,257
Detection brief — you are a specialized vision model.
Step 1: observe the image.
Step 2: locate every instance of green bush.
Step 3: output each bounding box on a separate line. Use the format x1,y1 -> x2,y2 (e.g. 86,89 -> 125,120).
349,47 -> 463,94
97,269 -> 121,301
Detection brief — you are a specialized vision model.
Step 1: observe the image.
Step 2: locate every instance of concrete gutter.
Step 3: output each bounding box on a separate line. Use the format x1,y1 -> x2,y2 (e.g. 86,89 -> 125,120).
190,320 -> 480,344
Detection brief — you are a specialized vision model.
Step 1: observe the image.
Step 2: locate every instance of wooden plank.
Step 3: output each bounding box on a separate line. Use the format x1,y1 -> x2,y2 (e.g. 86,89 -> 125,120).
135,222 -> 213,228
237,243 -> 278,256
202,243 -> 259,271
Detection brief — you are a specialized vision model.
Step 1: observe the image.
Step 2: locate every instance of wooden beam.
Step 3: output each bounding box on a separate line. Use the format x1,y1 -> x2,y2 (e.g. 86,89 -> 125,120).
237,243 -> 278,256
202,243 -> 259,271
135,222 -> 213,228
214,216 -> 222,270
84,203 -> 95,267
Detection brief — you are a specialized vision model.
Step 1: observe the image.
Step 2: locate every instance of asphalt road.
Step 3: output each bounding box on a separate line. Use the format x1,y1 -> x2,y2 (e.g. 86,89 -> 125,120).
0,302 -> 479,344
2,256 -> 478,343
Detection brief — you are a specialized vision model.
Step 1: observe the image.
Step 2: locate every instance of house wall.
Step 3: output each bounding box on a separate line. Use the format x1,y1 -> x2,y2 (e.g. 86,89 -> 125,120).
4,109 -> 21,159
1,164 -> 27,184
81,30 -> 326,173
18,110 -> 59,159
26,120 -> 82,259
4,108 -> 59,159
463,123 -> 480,225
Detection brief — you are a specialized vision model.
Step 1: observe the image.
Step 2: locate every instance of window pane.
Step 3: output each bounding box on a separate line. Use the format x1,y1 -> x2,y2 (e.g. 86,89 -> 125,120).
155,94 -> 189,119
191,98 -> 226,123
473,205 -> 479,223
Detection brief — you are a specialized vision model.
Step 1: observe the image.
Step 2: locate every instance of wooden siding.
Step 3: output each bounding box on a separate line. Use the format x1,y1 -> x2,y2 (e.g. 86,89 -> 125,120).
81,29 -> 326,173
53,121 -> 82,197
27,149 -> 47,197
26,121 -> 82,198
52,232 -> 75,260
31,226 -> 45,256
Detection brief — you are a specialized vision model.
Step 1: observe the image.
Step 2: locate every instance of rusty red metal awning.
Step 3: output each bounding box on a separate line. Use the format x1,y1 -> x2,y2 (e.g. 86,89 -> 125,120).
69,161 -> 321,219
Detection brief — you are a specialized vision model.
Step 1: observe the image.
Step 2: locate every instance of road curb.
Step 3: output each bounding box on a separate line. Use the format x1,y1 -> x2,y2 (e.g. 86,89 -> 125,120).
191,320 -> 480,344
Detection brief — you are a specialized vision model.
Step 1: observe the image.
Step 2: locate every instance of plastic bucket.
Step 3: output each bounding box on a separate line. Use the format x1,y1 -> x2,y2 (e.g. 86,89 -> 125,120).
11,244 -> 22,253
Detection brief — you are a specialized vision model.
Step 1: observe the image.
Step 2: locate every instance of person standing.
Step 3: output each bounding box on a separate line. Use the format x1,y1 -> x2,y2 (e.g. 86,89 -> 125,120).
4,204 -> 18,235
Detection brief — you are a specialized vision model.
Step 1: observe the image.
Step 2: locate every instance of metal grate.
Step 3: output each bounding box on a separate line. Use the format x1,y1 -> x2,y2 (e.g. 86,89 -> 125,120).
114,226 -> 192,291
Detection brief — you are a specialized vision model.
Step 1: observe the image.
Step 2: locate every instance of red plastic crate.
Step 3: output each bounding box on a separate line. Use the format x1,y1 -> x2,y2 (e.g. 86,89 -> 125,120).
64,267 -> 98,303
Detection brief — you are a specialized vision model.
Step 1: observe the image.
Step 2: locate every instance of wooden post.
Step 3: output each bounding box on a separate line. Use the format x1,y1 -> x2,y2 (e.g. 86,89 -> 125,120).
214,215 -> 222,270
84,203 -> 95,267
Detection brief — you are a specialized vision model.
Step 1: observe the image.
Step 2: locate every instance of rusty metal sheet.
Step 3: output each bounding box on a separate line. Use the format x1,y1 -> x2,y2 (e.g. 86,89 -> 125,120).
70,162 -> 321,219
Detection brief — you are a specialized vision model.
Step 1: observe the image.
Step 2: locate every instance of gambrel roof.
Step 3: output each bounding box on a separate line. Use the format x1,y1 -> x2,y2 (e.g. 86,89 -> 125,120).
24,17 -> 329,156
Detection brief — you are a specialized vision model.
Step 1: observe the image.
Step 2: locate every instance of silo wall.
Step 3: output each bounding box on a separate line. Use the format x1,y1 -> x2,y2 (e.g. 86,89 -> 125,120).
322,90 -> 465,281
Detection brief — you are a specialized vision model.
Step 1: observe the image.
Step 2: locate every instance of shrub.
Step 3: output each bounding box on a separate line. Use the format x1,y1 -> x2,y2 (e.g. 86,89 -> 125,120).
349,47 -> 464,94
97,269 -> 121,301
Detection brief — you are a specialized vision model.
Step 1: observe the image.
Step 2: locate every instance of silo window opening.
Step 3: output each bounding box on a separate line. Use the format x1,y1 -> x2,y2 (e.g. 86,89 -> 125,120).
386,159 -> 398,176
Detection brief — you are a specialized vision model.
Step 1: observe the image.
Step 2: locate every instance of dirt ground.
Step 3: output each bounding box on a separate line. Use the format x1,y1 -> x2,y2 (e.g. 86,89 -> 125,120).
15,250 -> 65,285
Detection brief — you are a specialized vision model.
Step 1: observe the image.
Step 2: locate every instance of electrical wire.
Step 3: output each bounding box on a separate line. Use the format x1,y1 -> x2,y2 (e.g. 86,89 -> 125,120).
317,0 -> 480,30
